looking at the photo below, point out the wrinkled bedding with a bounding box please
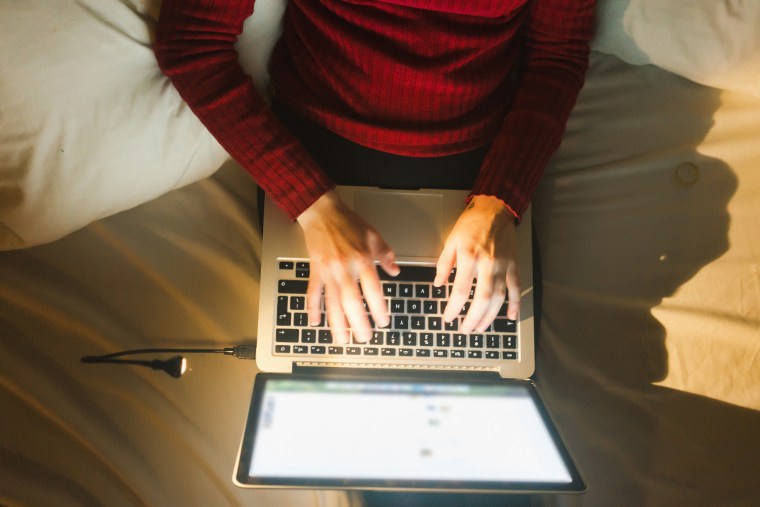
[1,32,759,507]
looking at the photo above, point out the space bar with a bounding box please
[377,265,437,282]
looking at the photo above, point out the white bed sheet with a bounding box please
[533,53,760,506]
[0,162,360,506]
[1,51,759,506]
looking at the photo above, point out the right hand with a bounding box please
[296,191,400,344]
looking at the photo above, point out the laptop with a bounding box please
[235,186,585,493]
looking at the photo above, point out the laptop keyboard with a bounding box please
[272,261,518,362]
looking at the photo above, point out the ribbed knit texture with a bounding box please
[155,0,595,219]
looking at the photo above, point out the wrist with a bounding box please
[469,194,518,221]
[296,190,342,226]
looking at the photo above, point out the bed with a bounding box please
[1,1,759,505]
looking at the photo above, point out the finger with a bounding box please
[323,278,350,344]
[357,259,390,329]
[306,272,325,327]
[331,264,372,343]
[505,262,521,321]
[475,278,507,333]
[434,242,456,287]
[460,260,496,333]
[369,231,399,277]
[444,255,475,323]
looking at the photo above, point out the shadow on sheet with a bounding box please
[533,53,759,506]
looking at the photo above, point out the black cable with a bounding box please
[80,344,257,378]
[81,345,257,362]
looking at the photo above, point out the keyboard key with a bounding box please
[279,261,294,270]
[328,346,343,354]
[318,330,333,343]
[383,284,397,297]
[293,345,308,354]
[399,348,413,357]
[278,279,308,294]
[274,345,290,354]
[433,349,448,358]
[387,332,401,345]
[277,295,288,314]
[486,335,500,349]
[451,350,465,358]
[420,333,434,346]
[399,284,413,297]
[301,329,317,343]
[310,346,326,354]
[468,350,483,359]
[346,347,361,355]
[370,332,384,345]
[390,300,405,313]
[402,332,417,346]
[293,313,308,327]
[381,348,397,356]
[411,316,425,329]
[436,333,450,347]
[432,285,446,298]
[469,334,484,348]
[503,351,518,360]
[275,329,299,343]
[276,312,292,326]
[415,284,430,298]
[427,316,442,330]
[363,347,379,356]
[378,265,436,282]
[407,300,422,313]
[486,351,500,359]
[453,334,467,348]
[444,319,458,331]
[493,319,517,333]
[394,316,409,329]
[289,296,305,311]
[415,349,431,357]
[503,335,517,349]
[423,301,438,314]
[295,261,309,270]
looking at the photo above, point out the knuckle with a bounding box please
[452,286,470,299]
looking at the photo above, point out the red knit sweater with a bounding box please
[155,0,595,219]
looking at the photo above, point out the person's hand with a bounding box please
[297,191,400,344]
[433,194,521,332]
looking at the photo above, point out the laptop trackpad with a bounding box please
[354,191,444,258]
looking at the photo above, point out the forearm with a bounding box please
[472,0,596,219]
[154,0,334,219]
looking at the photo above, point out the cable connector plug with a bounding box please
[224,345,257,360]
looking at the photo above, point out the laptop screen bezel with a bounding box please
[233,369,586,493]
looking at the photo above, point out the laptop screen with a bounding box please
[234,371,585,493]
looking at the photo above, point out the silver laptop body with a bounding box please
[255,186,535,379]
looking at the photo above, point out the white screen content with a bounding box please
[249,379,572,483]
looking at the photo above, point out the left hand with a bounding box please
[433,194,521,332]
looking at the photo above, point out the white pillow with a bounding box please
[593,0,760,97]
[0,0,285,250]
[0,0,230,249]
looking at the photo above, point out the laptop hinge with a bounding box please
[292,362,503,381]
